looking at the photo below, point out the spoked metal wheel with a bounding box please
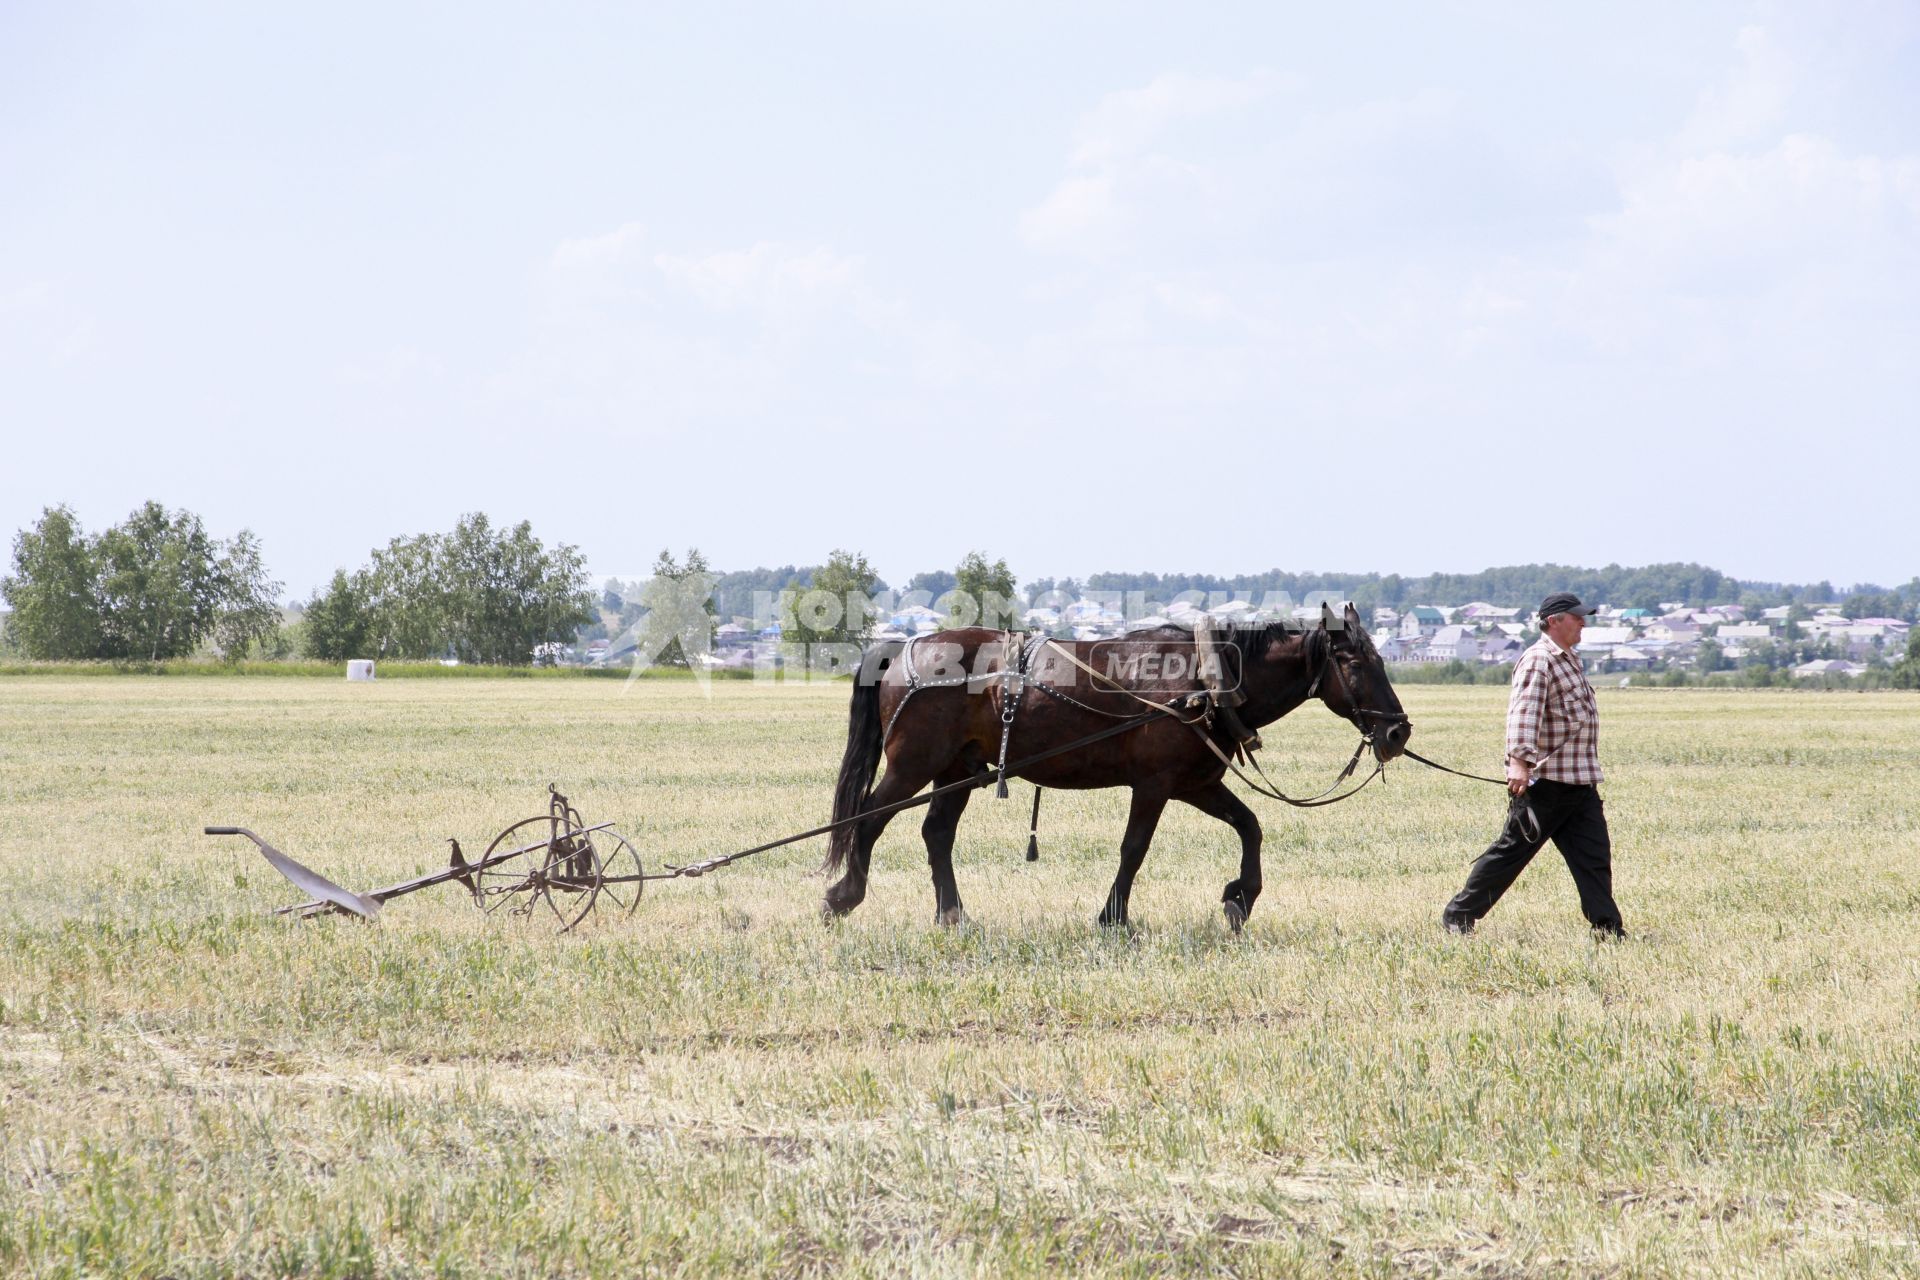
[593,828,645,917]
[473,815,604,932]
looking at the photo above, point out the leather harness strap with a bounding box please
[1034,635,1386,809]
[879,628,1389,811]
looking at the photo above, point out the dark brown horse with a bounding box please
[821,603,1410,929]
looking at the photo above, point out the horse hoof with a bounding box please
[1222,901,1246,934]
[936,906,970,928]
[819,900,847,924]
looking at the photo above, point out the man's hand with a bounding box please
[1506,757,1531,796]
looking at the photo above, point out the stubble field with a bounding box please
[1,675,1917,1278]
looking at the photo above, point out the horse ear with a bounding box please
[1320,601,1340,632]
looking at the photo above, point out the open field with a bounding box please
[2,677,1918,1277]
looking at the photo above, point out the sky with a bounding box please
[4,1,1917,598]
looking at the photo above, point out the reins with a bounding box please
[868,626,1509,845]
[1206,733,1384,808]
[1395,748,1549,848]
[667,712,1168,880]
[650,625,1538,886]
[1397,748,1507,787]
[1034,634,1389,809]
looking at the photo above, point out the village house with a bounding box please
[1598,644,1652,674]
[1793,658,1865,679]
[1479,634,1524,664]
[1421,625,1480,663]
[1399,606,1448,640]
[1632,636,1681,663]
[1643,621,1701,646]
[1834,624,1905,659]
[1712,623,1772,645]
[874,591,1913,670]
[1371,631,1409,662]
[1575,626,1636,664]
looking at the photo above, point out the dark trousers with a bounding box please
[1445,779,1623,933]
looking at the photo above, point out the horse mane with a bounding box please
[1128,616,1319,647]
[1232,609,1376,663]
[1224,617,1319,657]
[1125,611,1364,676]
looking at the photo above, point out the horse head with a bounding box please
[1314,603,1410,762]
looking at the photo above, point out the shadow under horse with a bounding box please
[821,603,1411,930]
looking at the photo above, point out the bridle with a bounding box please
[1304,628,1411,745]
[1306,630,1511,791]
[890,623,1493,816]
[1185,624,1412,809]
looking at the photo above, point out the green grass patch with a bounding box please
[2,681,1918,1276]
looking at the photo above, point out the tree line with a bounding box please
[7,504,1917,667]
[3,504,592,665]
[1081,563,1920,621]
[593,549,1016,662]
[289,514,592,662]
[0,503,282,661]
[1402,628,1920,690]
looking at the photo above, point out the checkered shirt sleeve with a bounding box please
[1505,638,1604,785]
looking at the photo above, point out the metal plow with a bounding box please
[207,784,645,933]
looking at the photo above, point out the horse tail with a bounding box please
[824,657,886,875]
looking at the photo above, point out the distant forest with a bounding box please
[1079,564,1920,619]
[691,562,1920,624]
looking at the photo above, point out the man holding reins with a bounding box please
[1442,593,1626,938]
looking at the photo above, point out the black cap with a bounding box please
[1538,592,1596,622]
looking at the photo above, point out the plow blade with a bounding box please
[205,826,383,920]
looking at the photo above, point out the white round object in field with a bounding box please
[346,659,376,682]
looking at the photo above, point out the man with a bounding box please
[1442,592,1626,938]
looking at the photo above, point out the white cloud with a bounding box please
[1005,26,1919,475]
[1068,71,1280,168]
[654,242,867,317]
[1490,28,1920,367]
[488,225,929,433]
[1679,25,1793,152]
[1019,71,1283,258]
[550,220,650,271]
[540,225,902,330]
[1017,173,1122,256]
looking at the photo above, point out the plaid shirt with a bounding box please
[1506,635,1603,784]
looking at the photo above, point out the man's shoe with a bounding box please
[1441,912,1474,936]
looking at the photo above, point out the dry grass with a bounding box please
[2,676,1918,1277]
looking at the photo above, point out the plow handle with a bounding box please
[205,826,243,836]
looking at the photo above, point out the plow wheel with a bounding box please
[473,815,605,932]
[593,828,645,917]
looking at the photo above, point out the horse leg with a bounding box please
[1097,790,1168,928]
[922,765,977,926]
[1178,781,1264,934]
[822,760,938,919]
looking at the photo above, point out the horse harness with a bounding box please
[883,631,1145,797]
[866,626,1508,866]
[881,627,1400,813]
